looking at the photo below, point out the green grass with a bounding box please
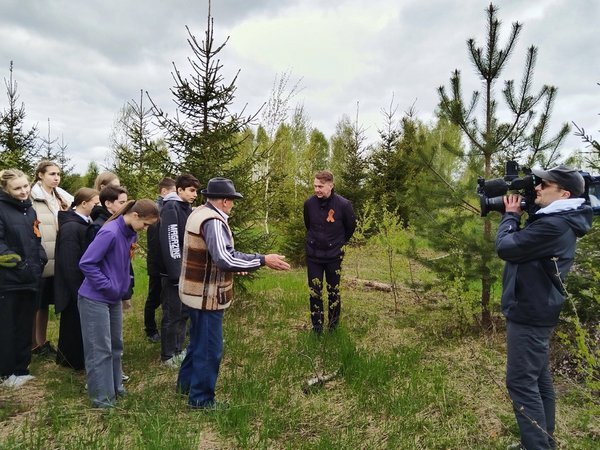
[0,253,597,449]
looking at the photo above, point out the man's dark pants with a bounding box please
[160,279,189,361]
[307,258,342,332]
[506,320,556,450]
[177,309,224,407]
[144,274,162,337]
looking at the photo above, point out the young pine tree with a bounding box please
[437,3,570,329]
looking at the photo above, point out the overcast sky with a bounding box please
[1,0,598,173]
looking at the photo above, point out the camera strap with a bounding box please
[540,257,567,296]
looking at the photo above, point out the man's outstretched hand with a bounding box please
[264,254,291,271]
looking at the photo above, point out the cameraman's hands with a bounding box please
[264,254,291,271]
[504,194,523,215]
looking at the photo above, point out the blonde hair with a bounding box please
[0,168,28,192]
[94,171,119,191]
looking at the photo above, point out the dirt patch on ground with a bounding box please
[0,377,47,442]
[197,427,227,450]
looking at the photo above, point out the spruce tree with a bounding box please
[149,0,260,188]
[367,98,428,224]
[330,109,369,210]
[148,0,266,254]
[0,61,38,173]
[55,133,81,193]
[111,91,171,199]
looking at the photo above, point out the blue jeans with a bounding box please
[78,295,124,408]
[506,321,556,450]
[177,309,223,407]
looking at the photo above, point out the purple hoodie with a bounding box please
[78,215,136,304]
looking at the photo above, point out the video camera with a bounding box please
[477,160,600,217]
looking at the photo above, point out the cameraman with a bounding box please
[496,165,592,450]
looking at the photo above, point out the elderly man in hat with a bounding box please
[496,165,592,450]
[176,177,290,410]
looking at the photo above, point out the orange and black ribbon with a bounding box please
[33,219,42,238]
[326,209,335,223]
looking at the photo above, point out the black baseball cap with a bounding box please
[531,165,585,197]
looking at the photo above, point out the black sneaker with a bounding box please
[32,341,57,357]
[188,400,229,411]
[146,333,160,343]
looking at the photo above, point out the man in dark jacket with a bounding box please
[159,174,199,366]
[496,165,593,450]
[304,170,356,333]
[144,177,176,342]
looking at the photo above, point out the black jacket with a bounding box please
[304,191,356,262]
[54,210,93,313]
[496,204,593,327]
[146,196,164,277]
[0,190,47,292]
[89,205,110,239]
[158,193,192,284]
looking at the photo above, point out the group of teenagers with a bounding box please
[0,162,159,406]
[0,163,356,411]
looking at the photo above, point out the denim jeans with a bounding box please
[0,291,35,377]
[177,309,224,407]
[160,279,189,360]
[506,320,556,450]
[78,295,124,408]
[307,259,342,331]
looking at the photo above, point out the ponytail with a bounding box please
[72,187,100,208]
[54,187,70,211]
[106,199,159,224]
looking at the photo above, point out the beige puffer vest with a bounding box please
[30,182,73,278]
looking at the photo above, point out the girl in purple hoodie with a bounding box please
[78,199,158,408]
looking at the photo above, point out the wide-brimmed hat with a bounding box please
[531,165,585,197]
[201,177,244,199]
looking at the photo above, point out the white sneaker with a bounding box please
[1,375,17,387]
[162,351,186,368]
[161,356,177,368]
[2,374,35,388]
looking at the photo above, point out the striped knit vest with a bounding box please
[178,205,234,310]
